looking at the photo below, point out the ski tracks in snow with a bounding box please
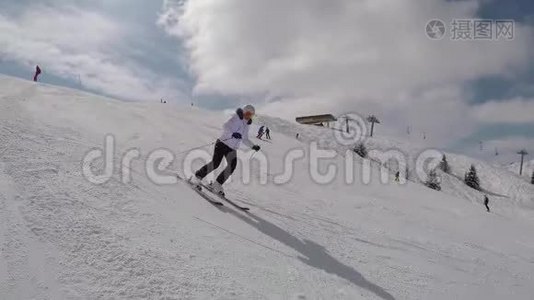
[0,95,264,298]
[0,162,64,299]
[0,98,190,298]
[2,79,534,299]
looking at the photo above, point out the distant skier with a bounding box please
[190,105,260,196]
[296,133,300,139]
[257,125,265,139]
[265,127,271,139]
[394,171,400,182]
[484,195,490,212]
[33,65,41,82]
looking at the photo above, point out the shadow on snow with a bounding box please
[227,209,395,300]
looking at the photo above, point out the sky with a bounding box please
[0,0,533,164]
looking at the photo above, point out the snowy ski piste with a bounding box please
[1,74,533,299]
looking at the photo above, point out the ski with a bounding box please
[199,183,250,211]
[176,174,224,206]
[221,197,251,212]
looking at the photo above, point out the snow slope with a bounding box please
[506,159,534,181]
[1,74,534,299]
[256,114,534,217]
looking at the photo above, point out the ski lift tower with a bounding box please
[366,115,380,137]
[339,116,356,133]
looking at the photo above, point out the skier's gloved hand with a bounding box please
[252,145,260,152]
[232,132,242,139]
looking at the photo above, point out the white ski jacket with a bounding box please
[219,109,255,150]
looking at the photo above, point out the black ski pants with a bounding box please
[195,140,237,185]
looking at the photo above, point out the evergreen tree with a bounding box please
[531,170,534,185]
[439,154,450,174]
[353,143,368,158]
[464,164,481,190]
[425,169,441,191]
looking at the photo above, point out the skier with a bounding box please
[394,171,400,182]
[265,127,271,139]
[257,126,265,139]
[484,195,490,212]
[190,105,260,195]
[33,65,41,82]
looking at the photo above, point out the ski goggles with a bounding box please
[244,110,255,119]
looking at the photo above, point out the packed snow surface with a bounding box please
[1,75,533,299]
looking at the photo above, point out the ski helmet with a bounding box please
[243,104,255,115]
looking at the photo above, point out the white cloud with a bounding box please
[159,0,534,147]
[0,5,185,101]
[473,98,534,124]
